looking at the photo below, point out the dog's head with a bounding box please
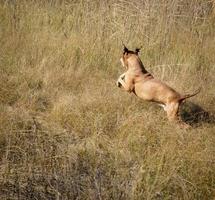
[120,45,141,69]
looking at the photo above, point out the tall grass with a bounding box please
[0,0,215,199]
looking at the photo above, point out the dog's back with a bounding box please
[134,77,181,104]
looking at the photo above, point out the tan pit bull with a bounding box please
[117,46,200,123]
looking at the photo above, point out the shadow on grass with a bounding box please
[180,101,215,127]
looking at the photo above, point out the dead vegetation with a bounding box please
[0,0,215,199]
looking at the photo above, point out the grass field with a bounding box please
[0,0,215,199]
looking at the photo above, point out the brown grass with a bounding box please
[0,0,215,199]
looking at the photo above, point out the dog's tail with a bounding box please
[179,88,201,102]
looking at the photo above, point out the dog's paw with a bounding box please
[116,81,122,88]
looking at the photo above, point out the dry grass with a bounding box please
[0,0,215,199]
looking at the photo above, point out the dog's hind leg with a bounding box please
[166,102,191,128]
[166,102,180,122]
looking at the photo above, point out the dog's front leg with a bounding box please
[117,74,134,93]
[116,73,126,88]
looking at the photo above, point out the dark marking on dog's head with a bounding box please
[120,45,142,69]
[122,45,142,55]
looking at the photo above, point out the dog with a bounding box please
[116,45,200,123]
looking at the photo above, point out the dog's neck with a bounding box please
[127,56,148,74]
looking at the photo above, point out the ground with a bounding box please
[0,1,215,199]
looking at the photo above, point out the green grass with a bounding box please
[0,0,215,199]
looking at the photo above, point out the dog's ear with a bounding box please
[123,44,129,54]
[135,47,141,54]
